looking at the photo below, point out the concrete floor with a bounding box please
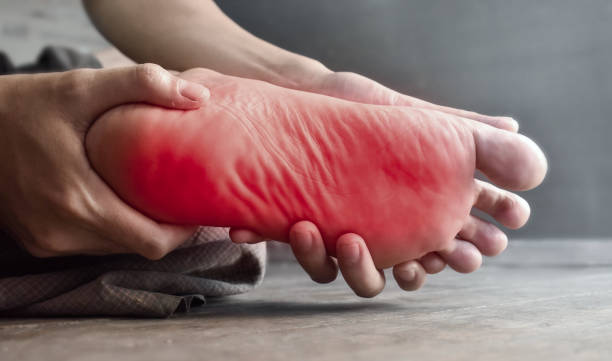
[2,240,612,361]
[0,0,108,63]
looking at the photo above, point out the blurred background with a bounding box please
[1,0,611,240]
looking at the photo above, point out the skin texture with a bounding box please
[0,1,541,300]
[91,49,518,296]
[84,0,528,293]
[86,68,547,269]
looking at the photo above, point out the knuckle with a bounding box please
[496,192,517,215]
[55,68,95,102]
[133,63,168,90]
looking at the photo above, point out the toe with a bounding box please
[473,180,531,229]
[473,123,548,191]
[289,221,338,283]
[393,261,427,291]
[440,108,519,132]
[437,239,483,273]
[336,234,386,298]
[458,216,508,257]
[419,253,447,274]
[401,95,519,132]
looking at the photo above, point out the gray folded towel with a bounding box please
[0,227,266,317]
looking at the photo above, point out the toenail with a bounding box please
[339,242,360,264]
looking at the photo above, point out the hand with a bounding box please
[0,64,209,258]
[232,222,447,297]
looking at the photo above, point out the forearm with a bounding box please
[83,0,330,88]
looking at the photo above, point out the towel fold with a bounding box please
[0,227,266,317]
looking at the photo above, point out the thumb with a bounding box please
[70,63,210,120]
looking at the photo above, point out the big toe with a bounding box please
[473,124,548,191]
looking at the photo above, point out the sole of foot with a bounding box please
[86,68,547,268]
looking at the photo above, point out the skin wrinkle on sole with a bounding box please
[86,68,544,269]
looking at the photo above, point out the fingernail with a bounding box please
[179,79,210,101]
[339,242,360,264]
[293,231,313,253]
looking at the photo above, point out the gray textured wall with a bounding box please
[218,0,612,238]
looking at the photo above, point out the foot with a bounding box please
[86,68,546,268]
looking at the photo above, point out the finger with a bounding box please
[418,252,447,274]
[62,63,210,122]
[289,221,338,283]
[336,233,386,298]
[393,260,427,291]
[458,216,508,257]
[473,179,531,229]
[229,228,265,244]
[437,239,483,274]
[87,172,198,260]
